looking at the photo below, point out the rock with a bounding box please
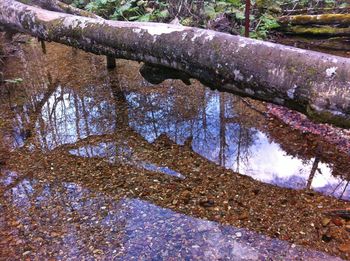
[332,217,344,227]
[321,234,332,243]
[22,251,31,256]
[322,217,331,227]
[238,211,249,220]
[338,243,350,253]
[235,232,242,238]
[181,190,191,204]
[199,199,215,208]
[345,225,350,232]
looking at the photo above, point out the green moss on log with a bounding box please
[286,26,350,36]
[279,14,350,26]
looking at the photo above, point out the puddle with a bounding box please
[1,39,350,259]
[0,171,342,260]
[15,76,349,199]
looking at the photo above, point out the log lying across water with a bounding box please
[1,0,350,127]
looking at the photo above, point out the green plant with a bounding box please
[72,0,348,40]
[5,78,23,84]
[251,13,280,39]
[84,0,170,21]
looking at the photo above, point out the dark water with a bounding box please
[0,39,349,260]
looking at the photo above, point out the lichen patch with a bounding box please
[326,67,338,78]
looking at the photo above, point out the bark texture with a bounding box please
[1,0,350,127]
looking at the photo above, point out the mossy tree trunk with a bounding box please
[1,0,350,127]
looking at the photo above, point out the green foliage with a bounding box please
[70,0,347,40]
[278,0,346,9]
[72,0,91,9]
[5,78,23,84]
[203,0,244,20]
[84,0,170,21]
[251,14,280,39]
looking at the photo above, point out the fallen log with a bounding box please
[284,25,350,37]
[279,13,350,26]
[18,0,101,19]
[283,7,350,15]
[277,36,350,53]
[1,0,350,127]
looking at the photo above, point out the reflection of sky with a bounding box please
[125,90,350,199]
[240,132,341,189]
[39,86,116,150]
[31,83,350,199]
[0,172,341,260]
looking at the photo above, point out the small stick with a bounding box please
[245,0,251,37]
[38,38,46,54]
[106,56,116,69]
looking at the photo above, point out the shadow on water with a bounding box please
[0,38,349,259]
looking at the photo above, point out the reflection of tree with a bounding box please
[222,97,258,172]
[4,125,350,259]
[219,93,226,166]
[2,41,350,259]
[307,156,320,189]
[3,40,350,194]
[265,117,350,185]
[109,73,129,131]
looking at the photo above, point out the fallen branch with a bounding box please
[1,0,350,127]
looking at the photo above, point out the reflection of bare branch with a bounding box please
[307,157,320,189]
[219,93,226,166]
[21,77,59,149]
[331,180,344,196]
[340,181,349,199]
[0,171,34,194]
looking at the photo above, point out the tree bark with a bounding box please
[1,0,350,127]
[279,13,350,26]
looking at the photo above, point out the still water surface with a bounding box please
[0,39,349,259]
